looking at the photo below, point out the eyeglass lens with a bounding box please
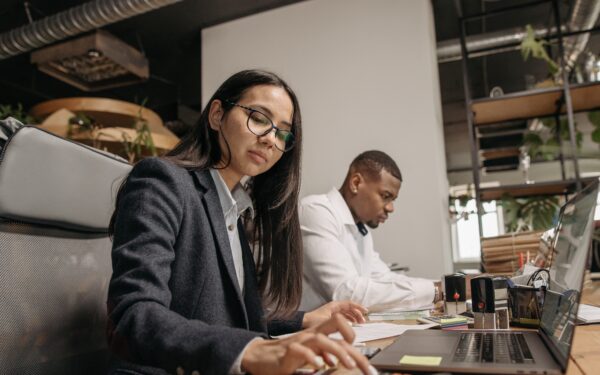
[247,111,294,151]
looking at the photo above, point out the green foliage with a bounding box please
[122,98,156,163]
[520,24,559,75]
[588,110,600,144]
[499,194,560,233]
[68,112,96,133]
[66,99,157,163]
[0,103,35,124]
[68,112,105,149]
[523,116,582,160]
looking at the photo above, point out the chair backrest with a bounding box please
[0,118,132,374]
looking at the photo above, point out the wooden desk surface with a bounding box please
[331,280,600,375]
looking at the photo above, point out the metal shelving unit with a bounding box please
[458,0,600,240]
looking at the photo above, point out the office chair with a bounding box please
[0,118,132,374]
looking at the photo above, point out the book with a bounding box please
[417,314,472,329]
[367,308,431,321]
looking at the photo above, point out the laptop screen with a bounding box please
[539,179,599,368]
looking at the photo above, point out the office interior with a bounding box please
[2,0,600,278]
[1,1,600,372]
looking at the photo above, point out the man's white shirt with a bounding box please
[299,188,435,312]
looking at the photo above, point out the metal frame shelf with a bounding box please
[458,0,600,244]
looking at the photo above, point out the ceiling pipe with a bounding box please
[562,0,600,70]
[437,0,600,67]
[0,0,183,60]
[437,26,556,63]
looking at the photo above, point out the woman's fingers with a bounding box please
[342,307,367,323]
[301,334,376,375]
[347,301,369,315]
[335,301,368,323]
[337,339,376,375]
[304,333,358,369]
[314,313,356,343]
[283,341,322,370]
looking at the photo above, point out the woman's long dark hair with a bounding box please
[110,70,303,319]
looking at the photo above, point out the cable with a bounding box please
[527,268,550,287]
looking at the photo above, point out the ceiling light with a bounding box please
[31,30,148,92]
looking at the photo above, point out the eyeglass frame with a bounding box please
[223,99,295,152]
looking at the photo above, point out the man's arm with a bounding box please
[301,202,434,312]
[367,250,436,309]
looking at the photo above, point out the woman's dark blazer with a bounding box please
[106,158,303,375]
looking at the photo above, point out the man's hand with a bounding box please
[242,314,376,375]
[303,300,368,329]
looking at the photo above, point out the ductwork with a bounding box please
[437,0,600,67]
[437,26,556,63]
[562,0,600,70]
[0,0,183,60]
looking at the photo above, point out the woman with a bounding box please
[106,70,375,375]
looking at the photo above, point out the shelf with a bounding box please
[479,178,597,201]
[480,147,520,160]
[30,99,180,161]
[29,97,172,137]
[471,81,600,126]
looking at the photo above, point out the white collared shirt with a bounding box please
[209,169,254,295]
[210,169,258,375]
[299,188,434,312]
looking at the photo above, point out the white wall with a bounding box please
[202,0,452,278]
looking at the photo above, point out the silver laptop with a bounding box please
[371,179,599,375]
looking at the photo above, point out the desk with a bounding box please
[331,280,600,375]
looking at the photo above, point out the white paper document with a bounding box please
[577,303,600,324]
[329,322,436,343]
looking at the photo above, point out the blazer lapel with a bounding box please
[238,219,267,333]
[192,169,249,328]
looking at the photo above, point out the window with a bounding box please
[451,198,503,262]
[595,190,600,221]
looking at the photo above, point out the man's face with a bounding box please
[350,170,401,228]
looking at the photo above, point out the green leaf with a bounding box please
[592,127,600,143]
[588,111,600,128]
[501,195,559,233]
[519,24,559,76]
[523,132,543,145]
[540,117,556,129]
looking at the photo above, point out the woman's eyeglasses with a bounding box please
[224,99,295,152]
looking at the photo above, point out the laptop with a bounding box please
[370,178,599,375]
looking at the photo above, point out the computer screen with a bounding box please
[540,179,599,367]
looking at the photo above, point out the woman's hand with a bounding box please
[303,300,368,328]
[241,313,376,375]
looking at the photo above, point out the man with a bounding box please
[300,150,442,312]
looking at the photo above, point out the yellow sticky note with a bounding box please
[399,355,442,366]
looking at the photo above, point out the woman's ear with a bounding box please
[208,99,224,131]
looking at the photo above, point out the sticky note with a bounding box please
[399,355,442,366]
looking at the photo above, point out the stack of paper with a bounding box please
[439,316,469,330]
[577,304,600,324]
[367,308,431,321]
[329,322,436,343]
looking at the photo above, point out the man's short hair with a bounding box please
[349,150,402,182]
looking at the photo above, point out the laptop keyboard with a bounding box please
[452,332,535,364]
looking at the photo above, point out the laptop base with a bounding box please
[370,330,562,375]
